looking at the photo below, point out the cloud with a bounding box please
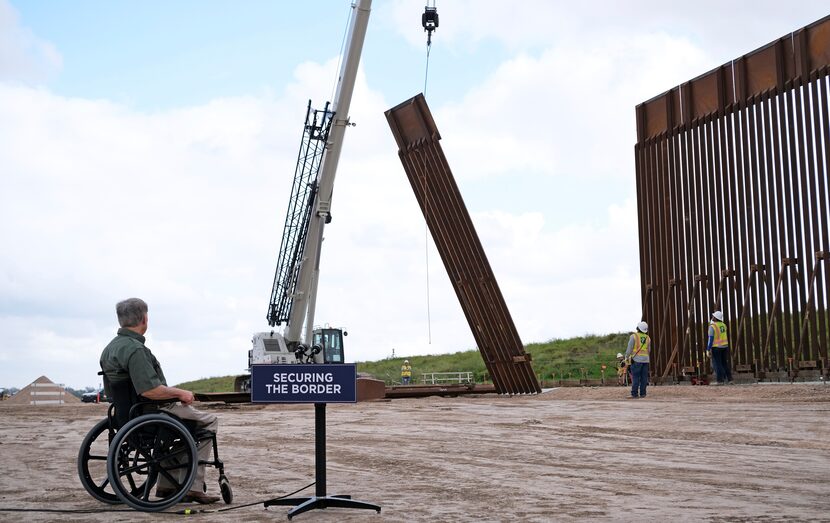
[432,32,710,184]
[460,200,641,343]
[0,0,62,83]
[5,0,763,388]
[0,64,640,388]
[385,0,829,61]
[0,81,302,386]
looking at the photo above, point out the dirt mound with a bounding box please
[4,375,80,406]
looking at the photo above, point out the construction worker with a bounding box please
[624,321,651,398]
[400,359,412,385]
[707,310,733,385]
[616,353,628,386]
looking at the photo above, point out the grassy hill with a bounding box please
[177,375,237,393]
[176,332,631,392]
[357,332,629,385]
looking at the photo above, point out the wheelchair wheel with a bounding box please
[107,414,198,512]
[220,475,233,504]
[78,418,152,504]
[78,418,122,504]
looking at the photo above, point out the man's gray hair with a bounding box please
[116,298,148,328]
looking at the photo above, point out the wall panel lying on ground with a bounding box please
[385,94,541,394]
[635,14,830,380]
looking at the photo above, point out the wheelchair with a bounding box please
[77,376,233,512]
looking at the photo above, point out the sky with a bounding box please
[1,0,828,389]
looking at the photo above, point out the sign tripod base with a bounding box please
[263,403,381,520]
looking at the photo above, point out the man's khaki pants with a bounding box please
[156,402,219,492]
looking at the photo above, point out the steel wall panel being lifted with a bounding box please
[385,94,541,395]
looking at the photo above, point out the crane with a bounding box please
[235,0,372,392]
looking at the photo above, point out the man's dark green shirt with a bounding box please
[100,328,167,395]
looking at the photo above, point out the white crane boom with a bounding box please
[285,0,372,360]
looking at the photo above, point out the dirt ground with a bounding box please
[1,383,830,522]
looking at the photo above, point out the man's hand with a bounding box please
[143,384,196,404]
[178,389,195,405]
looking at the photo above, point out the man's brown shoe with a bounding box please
[156,488,175,498]
[182,490,220,504]
[156,489,219,504]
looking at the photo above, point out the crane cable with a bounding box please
[422,2,438,345]
[329,2,354,106]
[423,31,432,343]
[423,29,432,95]
[423,1,437,94]
[424,160,432,345]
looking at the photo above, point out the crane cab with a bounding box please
[313,327,347,364]
[247,327,347,367]
[235,326,348,392]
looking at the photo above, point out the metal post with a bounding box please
[315,403,326,498]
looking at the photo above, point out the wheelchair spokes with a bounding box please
[107,414,197,512]
[79,408,232,512]
[77,419,126,504]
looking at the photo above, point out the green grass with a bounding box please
[174,332,634,392]
[356,350,491,385]
[356,332,631,385]
[525,332,631,382]
[176,375,236,393]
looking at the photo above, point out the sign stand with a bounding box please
[263,403,381,519]
[254,364,380,519]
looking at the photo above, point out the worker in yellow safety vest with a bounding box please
[624,321,650,398]
[401,360,412,385]
[707,311,733,385]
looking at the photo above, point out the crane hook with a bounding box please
[422,5,439,47]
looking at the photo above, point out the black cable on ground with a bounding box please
[0,508,137,514]
[176,480,316,515]
[0,480,316,516]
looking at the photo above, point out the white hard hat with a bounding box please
[404,359,409,363]
[637,321,648,333]
[616,353,623,358]
[712,311,724,321]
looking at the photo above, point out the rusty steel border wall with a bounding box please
[385,94,541,394]
[635,15,830,380]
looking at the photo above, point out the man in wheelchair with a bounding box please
[100,297,221,505]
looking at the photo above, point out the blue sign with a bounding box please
[251,364,357,403]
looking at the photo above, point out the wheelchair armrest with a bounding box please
[128,397,176,419]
